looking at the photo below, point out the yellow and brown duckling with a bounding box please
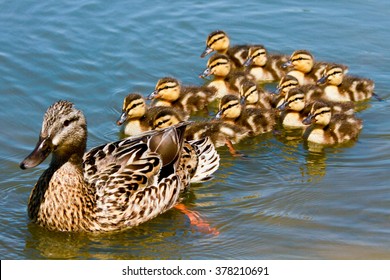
[148,77,217,114]
[276,82,355,128]
[283,50,340,85]
[216,94,276,136]
[199,53,254,99]
[20,100,220,232]
[317,63,375,102]
[302,100,362,145]
[243,45,289,83]
[151,109,250,156]
[239,79,273,110]
[200,30,249,68]
[274,74,326,108]
[277,88,310,129]
[116,93,188,136]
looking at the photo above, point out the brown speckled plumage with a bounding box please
[20,100,220,232]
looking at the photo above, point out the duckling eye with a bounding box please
[63,120,71,127]
[127,101,143,112]
[292,97,303,102]
[293,57,305,62]
[253,51,266,58]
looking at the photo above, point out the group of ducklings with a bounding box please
[20,29,375,233]
[117,30,375,155]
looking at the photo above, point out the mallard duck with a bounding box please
[282,50,340,85]
[151,109,250,156]
[317,63,374,102]
[199,53,254,99]
[216,94,275,136]
[239,79,273,110]
[20,100,220,232]
[148,77,217,114]
[200,30,249,68]
[116,93,188,136]
[302,100,362,145]
[243,45,289,83]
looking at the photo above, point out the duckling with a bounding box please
[151,109,250,156]
[302,101,362,145]
[199,53,254,99]
[274,74,324,108]
[148,77,217,114]
[283,50,340,85]
[243,45,289,83]
[239,79,273,110]
[116,93,187,136]
[317,63,374,102]
[277,88,310,128]
[200,30,249,68]
[19,100,220,232]
[216,94,275,136]
[276,82,355,127]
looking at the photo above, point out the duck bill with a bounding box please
[317,75,327,85]
[147,90,158,100]
[243,57,253,67]
[273,87,281,94]
[240,96,247,106]
[200,46,213,58]
[302,113,314,125]
[214,110,223,119]
[116,111,128,126]
[282,60,293,69]
[277,100,288,111]
[20,136,52,169]
[199,67,211,79]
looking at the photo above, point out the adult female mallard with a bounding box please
[20,100,219,232]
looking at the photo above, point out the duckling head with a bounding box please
[201,30,230,58]
[240,80,260,105]
[283,50,314,73]
[317,63,347,86]
[275,75,299,95]
[20,100,87,169]
[199,54,231,78]
[277,88,306,112]
[148,77,181,102]
[243,45,267,67]
[302,101,332,126]
[117,93,147,125]
[152,109,182,130]
[216,94,242,120]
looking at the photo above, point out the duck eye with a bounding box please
[63,120,70,127]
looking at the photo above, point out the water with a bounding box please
[1,0,390,259]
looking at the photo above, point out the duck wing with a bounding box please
[82,123,188,230]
